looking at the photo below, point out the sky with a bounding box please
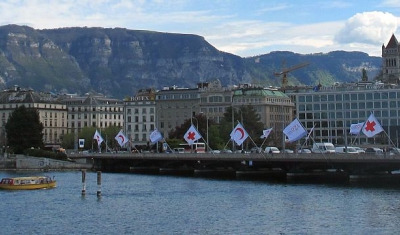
[1,0,400,58]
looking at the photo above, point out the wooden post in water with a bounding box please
[81,169,86,195]
[97,171,102,197]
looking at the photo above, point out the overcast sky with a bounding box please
[1,0,399,57]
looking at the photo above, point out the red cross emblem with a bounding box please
[365,120,376,132]
[187,131,196,140]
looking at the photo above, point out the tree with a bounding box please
[5,105,44,153]
[167,114,224,150]
[62,126,121,152]
[221,105,264,149]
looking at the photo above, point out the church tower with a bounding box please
[382,34,400,84]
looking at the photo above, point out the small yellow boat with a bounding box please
[0,176,56,190]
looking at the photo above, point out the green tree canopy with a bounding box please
[168,105,265,151]
[221,105,265,149]
[62,126,122,152]
[167,114,223,150]
[5,105,44,153]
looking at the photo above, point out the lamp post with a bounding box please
[192,116,199,130]
[342,95,348,150]
[156,107,160,153]
[201,112,209,151]
[97,108,103,153]
[190,104,197,126]
[281,104,285,152]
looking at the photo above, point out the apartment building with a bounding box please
[60,93,124,149]
[155,85,201,138]
[0,86,67,146]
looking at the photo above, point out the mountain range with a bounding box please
[0,24,382,98]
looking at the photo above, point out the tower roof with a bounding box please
[386,34,398,48]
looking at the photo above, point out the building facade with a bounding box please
[124,88,156,146]
[60,94,124,149]
[156,86,201,138]
[288,83,400,147]
[0,87,67,147]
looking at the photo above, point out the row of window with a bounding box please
[126,108,155,114]
[69,107,123,112]
[126,116,155,122]
[71,121,122,128]
[298,92,398,102]
[299,100,399,111]
[70,114,122,119]
[126,124,155,132]
[157,93,199,100]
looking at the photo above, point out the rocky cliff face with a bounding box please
[0,25,382,98]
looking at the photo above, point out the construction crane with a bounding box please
[274,61,310,88]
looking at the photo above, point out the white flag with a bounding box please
[230,123,249,145]
[184,125,202,145]
[349,122,364,135]
[362,113,384,137]
[261,128,273,139]
[150,129,163,143]
[93,130,104,146]
[115,130,128,147]
[283,119,307,143]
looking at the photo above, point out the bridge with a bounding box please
[69,152,400,181]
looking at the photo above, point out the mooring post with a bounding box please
[81,169,86,196]
[97,171,102,197]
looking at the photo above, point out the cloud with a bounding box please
[205,20,343,57]
[334,11,400,45]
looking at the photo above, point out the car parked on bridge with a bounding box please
[335,146,359,154]
[250,147,262,153]
[264,147,280,154]
[353,147,365,153]
[365,147,383,155]
[298,148,312,153]
[388,147,400,154]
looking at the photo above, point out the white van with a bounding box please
[335,146,359,154]
[264,147,280,154]
[312,143,335,153]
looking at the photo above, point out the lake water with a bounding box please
[1,171,400,235]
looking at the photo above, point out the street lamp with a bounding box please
[281,104,285,152]
[191,116,199,130]
[190,104,197,126]
[201,112,209,151]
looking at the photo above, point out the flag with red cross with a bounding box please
[184,125,202,145]
[362,113,383,138]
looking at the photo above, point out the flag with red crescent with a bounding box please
[93,130,104,146]
[230,123,249,145]
[115,130,129,147]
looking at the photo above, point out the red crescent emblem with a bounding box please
[235,127,245,140]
